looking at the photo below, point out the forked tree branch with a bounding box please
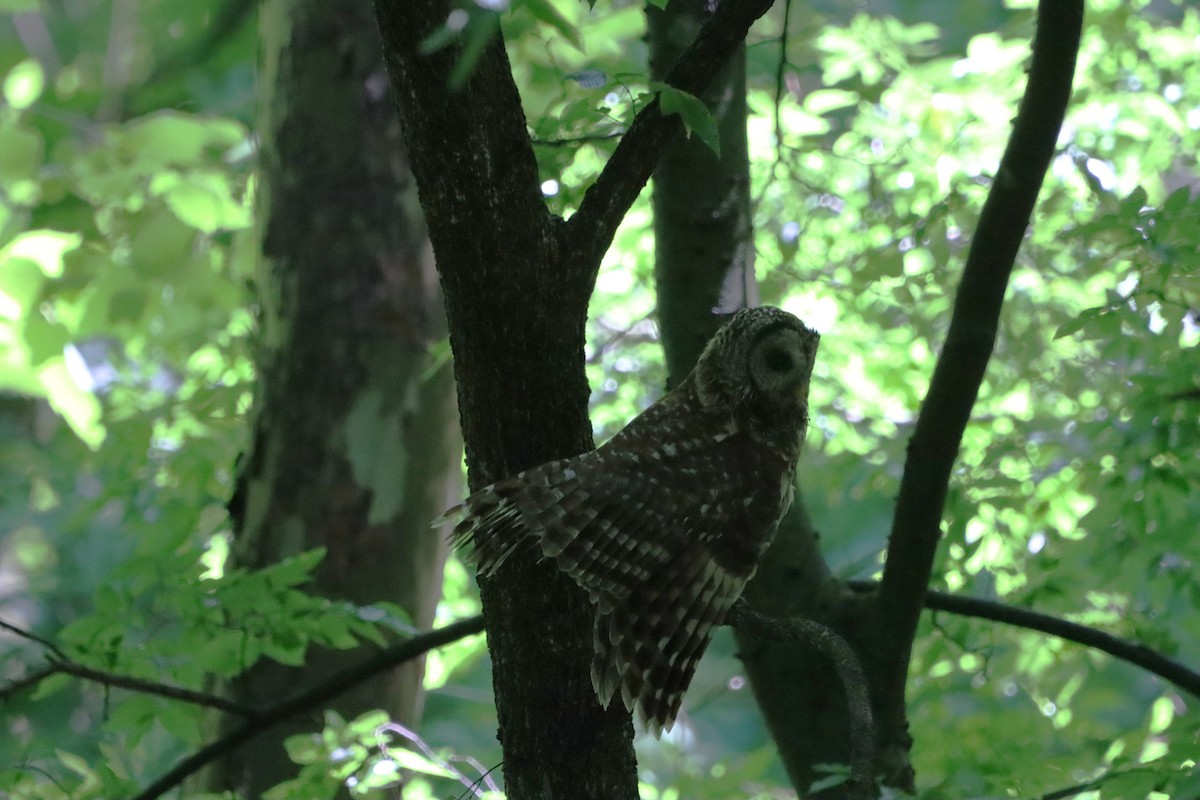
[875,0,1084,690]
[565,0,777,278]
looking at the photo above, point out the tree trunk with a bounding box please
[372,4,640,799]
[216,0,460,793]
[372,0,779,793]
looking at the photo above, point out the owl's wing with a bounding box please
[442,457,595,576]
[443,451,750,738]
[443,394,772,737]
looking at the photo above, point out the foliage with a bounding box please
[1,0,1197,799]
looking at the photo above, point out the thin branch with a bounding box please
[925,589,1200,698]
[565,0,778,273]
[772,0,793,158]
[876,0,1083,664]
[0,664,58,701]
[849,582,1200,698]
[1,618,68,659]
[0,618,254,715]
[531,132,623,147]
[54,659,256,716]
[727,603,877,800]
[131,614,485,800]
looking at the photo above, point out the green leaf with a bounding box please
[263,548,326,588]
[284,733,324,765]
[3,59,44,109]
[0,124,43,190]
[1,229,82,278]
[389,748,456,778]
[448,12,501,91]
[345,710,390,737]
[653,84,720,155]
[38,357,105,449]
[30,672,72,700]
[1119,185,1149,217]
[0,257,45,322]
[120,112,246,170]
[22,314,68,366]
[57,749,101,793]
[803,88,859,115]
[518,0,583,52]
[150,170,251,233]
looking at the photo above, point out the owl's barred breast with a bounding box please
[443,306,818,736]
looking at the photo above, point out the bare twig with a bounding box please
[0,664,59,701]
[1,618,68,659]
[727,603,877,800]
[926,588,1199,697]
[56,659,256,716]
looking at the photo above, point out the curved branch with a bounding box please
[727,604,877,800]
[565,0,778,274]
[876,0,1083,668]
[923,589,1200,698]
[130,614,485,800]
[849,582,1200,698]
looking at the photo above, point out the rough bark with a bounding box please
[372,0,778,795]
[217,0,460,793]
[373,5,637,798]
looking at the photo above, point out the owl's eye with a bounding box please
[762,347,794,372]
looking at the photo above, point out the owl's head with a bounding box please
[693,307,819,427]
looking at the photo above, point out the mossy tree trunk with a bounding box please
[216,0,461,793]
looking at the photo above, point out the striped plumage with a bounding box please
[445,306,819,736]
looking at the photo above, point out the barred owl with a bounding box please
[443,306,819,737]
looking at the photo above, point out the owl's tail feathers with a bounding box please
[591,551,743,739]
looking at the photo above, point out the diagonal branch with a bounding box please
[565,0,777,275]
[875,0,1083,675]
[130,614,485,800]
[1,618,67,659]
[1,618,253,714]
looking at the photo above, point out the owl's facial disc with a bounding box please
[748,327,814,408]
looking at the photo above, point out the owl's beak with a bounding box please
[794,380,811,404]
